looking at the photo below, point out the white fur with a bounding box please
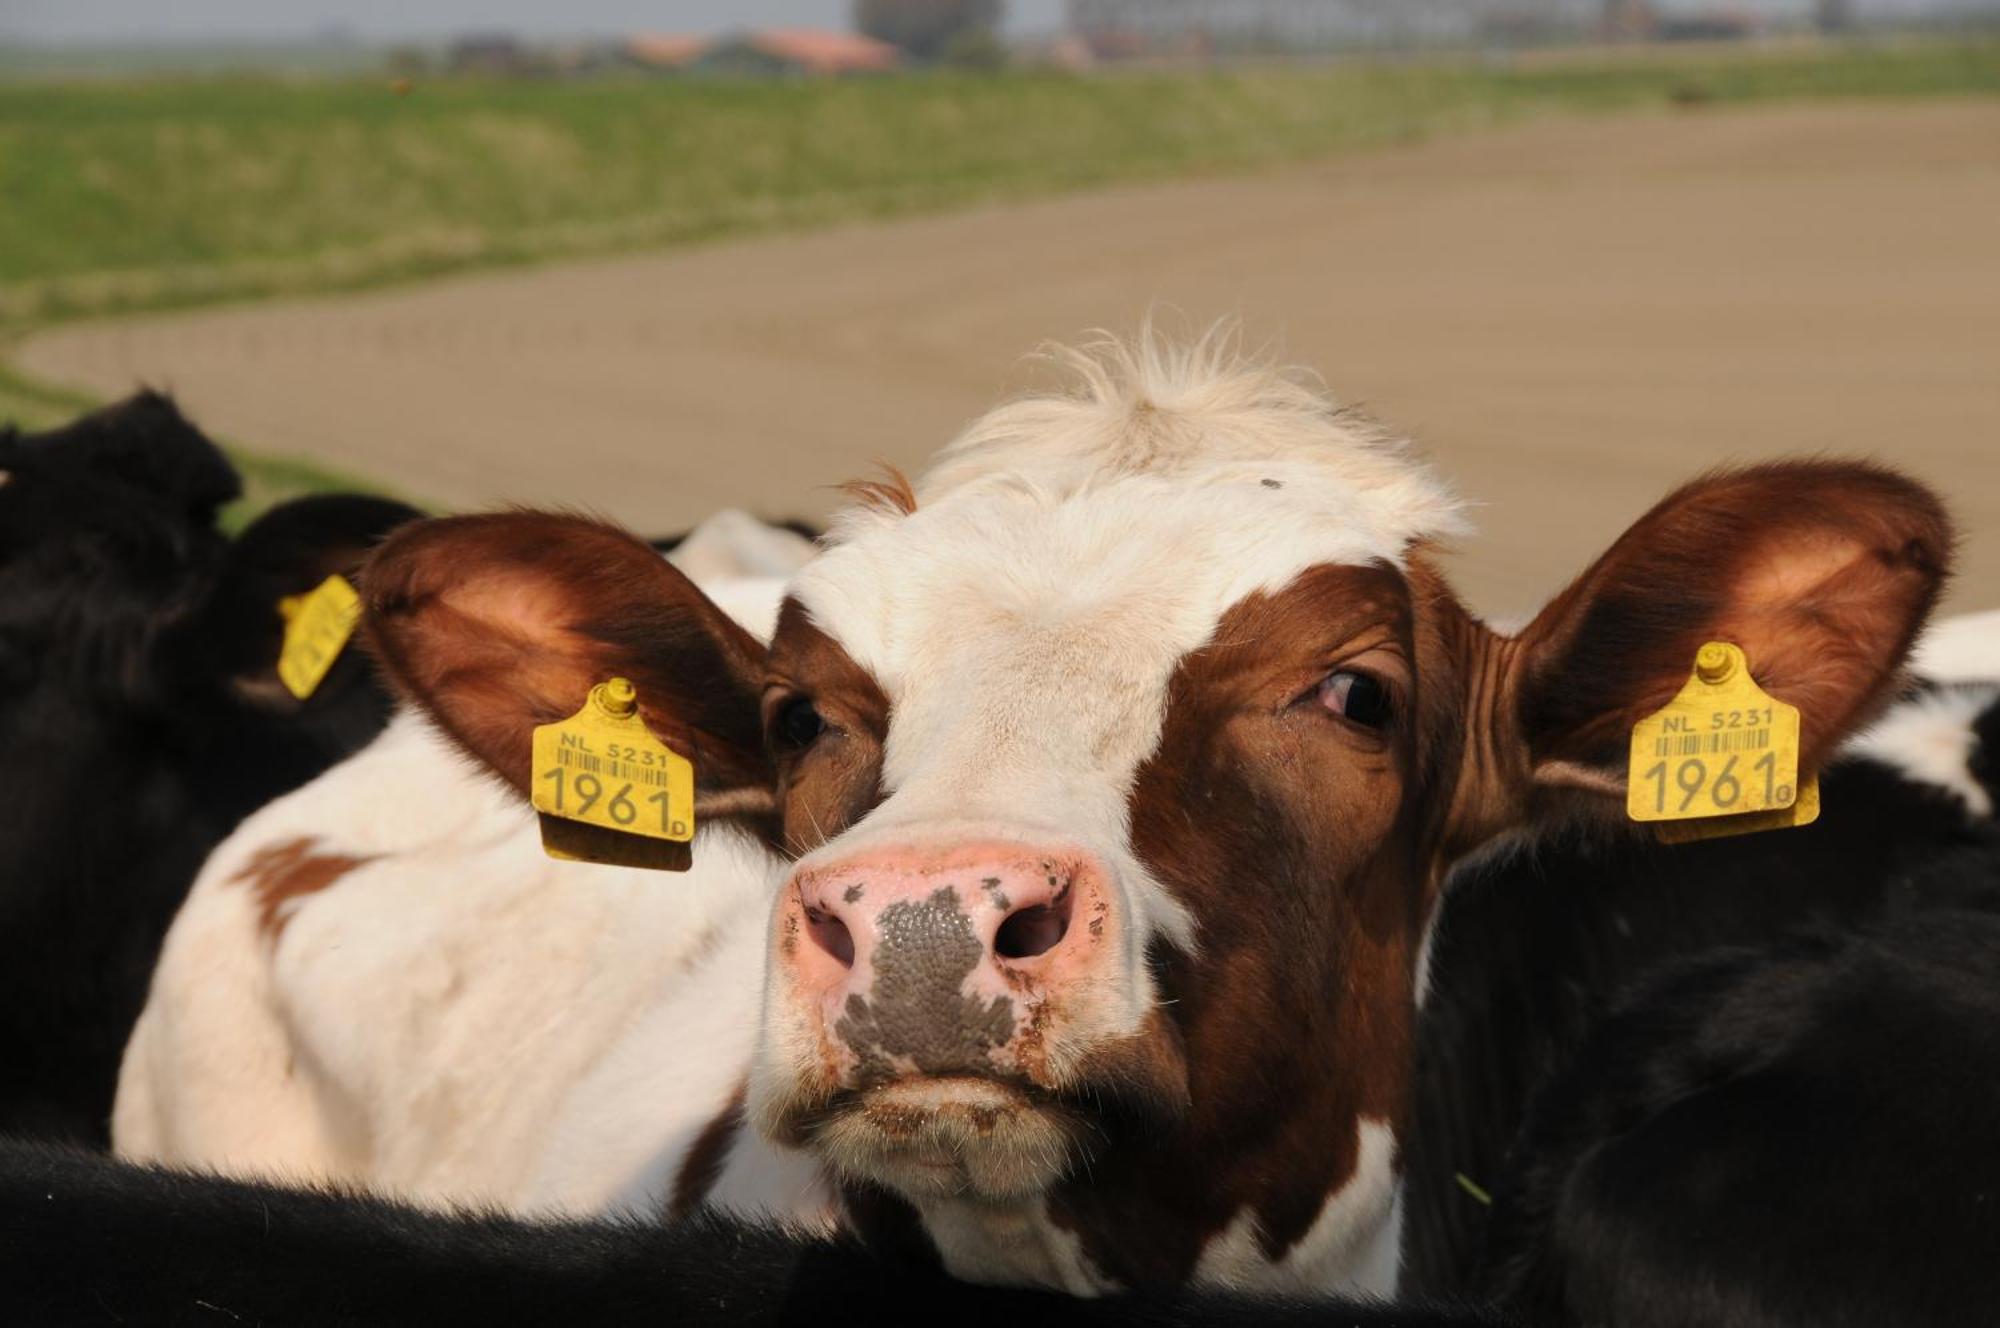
[119,339,1467,1293]
[1190,1119,1403,1295]
[1848,682,1999,819]
[1912,608,2000,684]
[665,509,816,584]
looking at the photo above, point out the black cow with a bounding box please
[1483,847,2000,1328]
[0,1140,1505,1328]
[0,392,418,1145]
[1405,679,2000,1301]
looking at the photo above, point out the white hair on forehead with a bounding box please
[826,323,1470,552]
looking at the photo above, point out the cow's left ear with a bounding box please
[360,512,776,814]
[1505,461,1950,803]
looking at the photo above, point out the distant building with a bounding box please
[1064,0,1900,54]
[622,33,710,71]
[1067,0,1604,56]
[697,28,902,76]
[447,32,536,75]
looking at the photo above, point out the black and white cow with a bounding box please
[1404,676,2000,1295]
[0,392,419,1145]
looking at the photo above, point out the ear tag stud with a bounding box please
[1626,641,1819,844]
[277,574,362,701]
[531,677,696,872]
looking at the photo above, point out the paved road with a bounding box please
[18,101,1999,619]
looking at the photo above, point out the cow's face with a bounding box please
[365,339,1947,1291]
[748,454,1461,1215]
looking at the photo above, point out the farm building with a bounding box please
[702,29,902,76]
[1068,0,1895,54]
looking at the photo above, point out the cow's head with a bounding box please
[362,337,1948,1293]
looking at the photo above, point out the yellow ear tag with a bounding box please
[277,574,362,701]
[1627,641,1821,844]
[530,678,696,872]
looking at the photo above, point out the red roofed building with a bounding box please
[703,27,902,76]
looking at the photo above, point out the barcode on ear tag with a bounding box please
[530,677,696,871]
[1627,641,1820,842]
[277,574,362,701]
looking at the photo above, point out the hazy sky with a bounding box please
[0,0,1070,43]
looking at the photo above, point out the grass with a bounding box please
[0,361,396,533]
[1,37,1996,521]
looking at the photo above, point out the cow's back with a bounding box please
[116,712,789,1210]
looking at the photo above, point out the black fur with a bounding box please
[1404,683,2000,1294]
[1481,849,2000,1327]
[0,1139,1505,1328]
[0,394,420,1146]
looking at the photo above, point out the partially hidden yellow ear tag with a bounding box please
[1627,641,1820,844]
[530,678,696,871]
[277,574,362,701]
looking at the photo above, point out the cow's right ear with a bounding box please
[360,512,775,816]
[1499,461,1950,817]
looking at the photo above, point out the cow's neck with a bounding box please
[836,903,1422,1293]
[842,1117,1408,1296]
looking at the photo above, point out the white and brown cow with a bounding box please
[117,335,1949,1297]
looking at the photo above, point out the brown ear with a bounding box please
[360,512,773,806]
[1512,461,1950,791]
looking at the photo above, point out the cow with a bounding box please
[0,391,419,1146]
[1404,672,2000,1294]
[1481,841,2000,1328]
[0,1138,1502,1328]
[116,333,1951,1299]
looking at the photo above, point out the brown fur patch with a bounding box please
[764,600,891,856]
[668,1083,747,1222]
[1031,564,1431,1288]
[836,464,918,519]
[231,836,377,942]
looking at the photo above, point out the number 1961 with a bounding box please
[1641,751,1792,815]
[540,768,675,833]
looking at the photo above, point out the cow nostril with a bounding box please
[804,906,855,968]
[995,902,1069,961]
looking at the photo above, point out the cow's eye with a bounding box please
[1319,670,1392,729]
[774,697,825,749]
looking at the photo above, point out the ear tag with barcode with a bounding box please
[530,677,696,871]
[277,574,362,700]
[1627,641,1820,843]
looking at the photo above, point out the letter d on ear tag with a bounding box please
[530,678,695,872]
[1627,641,1820,844]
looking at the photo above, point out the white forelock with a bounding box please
[827,327,1467,554]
